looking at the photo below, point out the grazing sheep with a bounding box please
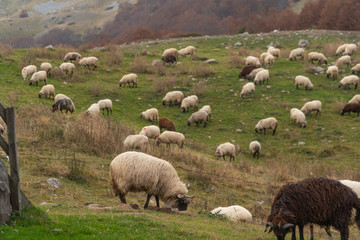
[249,141,261,158]
[295,75,313,90]
[199,105,211,120]
[158,118,176,132]
[54,94,75,112]
[109,151,191,210]
[239,65,258,78]
[335,44,349,56]
[260,52,271,65]
[123,135,149,152]
[211,205,252,222]
[289,48,305,61]
[97,99,112,115]
[64,52,82,62]
[265,177,360,240]
[59,62,75,76]
[348,94,360,104]
[140,108,159,123]
[351,63,360,74]
[119,73,138,88]
[336,55,351,69]
[85,103,100,116]
[38,84,55,99]
[79,57,98,70]
[52,98,74,114]
[215,142,236,161]
[139,125,161,140]
[40,62,52,75]
[248,68,264,80]
[162,91,184,106]
[343,43,357,56]
[161,48,178,64]
[245,56,261,67]
[267,47,280,59]
[178,46,196,56]
[254,69,269,85]
[187,110,209,127]
[155,131,185,149]
[22,65,37,81]
[162,55,177,65]
[341,103,360,116]
[308,52,327,65]
[181,95,198,112]
[29,71,47,86]
[255,117,277,135]
[290,108,307,128]
[264,54,274,68]
[338,75,359,90]
[326,65,339,80]
[240,82,255,98]
[301,100,322,116]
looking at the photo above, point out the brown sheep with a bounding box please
[159,117,176,132]
[238,65,257,78]
[341,103,360,116]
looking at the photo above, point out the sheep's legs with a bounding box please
[119,193,126,204]
[299,225,304,240]
[325,227,333,240]
[308,224,314,240]
[340,227,349,240]
[155,195,160,207]
[144,194,152,208]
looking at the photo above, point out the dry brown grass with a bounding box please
[54,44,77,60]
[18,51,38,68]
[177,63,191,75]
[151,64,166,76]
[0,43,13,57]
[87,81,104,97]
[191,65,214,78]
[333,98,346,113]
[28,48,54,60]
[237,47,263,58]
[104,45,123,66]
[323,42,343,57]
[152,77,177,94]
[192,80,208,96]
[228,55,244,68]
[128,55,150,74]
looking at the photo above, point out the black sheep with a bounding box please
[341,103,360,116]
[161,55,177,65]
[238,64,257,78]
[52,99,74,114]
[265,177,360,240]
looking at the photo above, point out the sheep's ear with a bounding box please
[282,223,294,230]
[177,194,184,199]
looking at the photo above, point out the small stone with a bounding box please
[298,39,309,48]
[47,178,62,188]
[298,141,306,145]
[235,129,243,133]
[234,42,242,47]
[205,59,216,64]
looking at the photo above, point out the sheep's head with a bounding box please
[338,82,342,88]
[140,112,144,119]
[215,149,222,160]
[155,138,160,146]
[341,110,344,116]
[51,103,57,112]
[181,107,186,113]
[264,222,294,240]
[38,93,42,98]
[173,194,193,211]
[186,119,191,126]
[162,100,166,105]
[301,121,307,128]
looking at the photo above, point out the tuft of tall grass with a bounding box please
[128,56,149,74]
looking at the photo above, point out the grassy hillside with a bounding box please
[0,29,360,239]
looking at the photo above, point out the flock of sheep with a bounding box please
[17,40,360,240]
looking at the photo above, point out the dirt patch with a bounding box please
[85,203,139,211]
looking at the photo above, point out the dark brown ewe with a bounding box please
[159,117,176,132]
[341,103,360,116]
[265,177,360,240]
[239,64,257,78]
[161,55,177,65]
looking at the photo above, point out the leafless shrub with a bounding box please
[128,56,149,74]
[153,77,177,94]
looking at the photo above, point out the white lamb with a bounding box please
[123,135,149,152]
[335,44,349,56]
[40,62,52,75]
[199,105,211,120]
[140,108,159,123]
[295,75,313,90]
[22,65,37,81]
[215,142,236,161]
[264,54,274,68]
[97,99,112,115]
[155,131,185,149]
[248,68,264,80]
[38,84,55,99]
[79,57,98,70]
[240,82,255,99]
[181,95,198,112]
[139,125,161,140]
[178,46,196,57]
[254,69,269,85]
[335,55,351,69]
[187,110,209,127]
[245,56,261,67]
[348,94,360,104]
[308,52,327,65]
[267,47,280,59]
[249,141,261,158]
[289,48,305,61]
[211,205,252,222]
[260,52,270,65]
[290,108,307,128]
[29,71,47,86]
[162,91,184,106]
[255,117,278,135]
[59,62,75,76]
[338,75,359,90]
[343,44,357,56]
[109,151,191,209]
[119,73,138,88]
[86,103,100,117]
[326,66,338,80]
[301,100,322,116]
[351,64,360,74]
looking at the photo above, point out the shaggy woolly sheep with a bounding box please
[52,98,74,114]
[79,57,98,70]
[40,62,52,75]
[343,43,357,56]
[59,62,75,76]
[199,105,211,120]
[215,142,236,161]
[301,100,322,116]
[54,94,75,112]
[335,44,349,56]
[348,94,360,104]
[326,66,339,80]
[29,71,47,86]
[109,151,191,210]
[295,75,313,90]
[64,52,82,62]
[308,52,327,65]
[38,84,55,99]
[338,75,359,90]
[336,55,351,69]
[97,99,112,115]
[162,91,184,106]
[139,125,161,139]
[240,82,255,98]
[211,205,252,222]
[123,135,149,152]
[181,95,198,112]
[155,131,185,149]
[255,117,277,135]
[245,56,261,67]
[351,63,360,74]
[162,55,177,65]
[289,48,305,61]
[119,73,138,88]
[86,103,100,116]
[267,47,280,59]
[341,103,360,116]
[22,65,37,81]
[140,108,159,123]
[260,52,271,65]
[187,110,209,127]
[178,46,196,56]
[239,65,258,79]
[264,54,274,68]
[290,108,307,128]
[158,118,176,132]
[248,68,264,80]
[249,141,261,158]
[254,69,269,85]
[161,48,178,64]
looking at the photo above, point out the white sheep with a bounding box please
[199,105,211,120]
[181,95,198,112]
[249,141,261,158]
[211,205,252,222]
[295,75,313,90]
[335,55,351,69]
[343,43,357,56]
[29,71,47,86]
[86,103,100,117]
[97,99,112,115]
[119,73,138,88]
[301,100,322,116]
[140,108,159,123]
[109,151,191,210]
[326,66,339,80]
[123,135,149,152]
[155,131,185,149]
[79,57,98,70]
[351,64,360,74]
[187,110,209,127]
[260,52,270,65]
[38,84,55,99]
[290,108,307,128]
[267,47,280,59]
[248,68,264,80]
[340,180,360,197]
[245,56,261,67]
[335,44,349,56]
[59,62,75,76]
[240,82,255,99]
[264,54,274,68]
[40,62,52,75]
[162,91,184,106]
[215,142,236,161]
[348,94,360,104]
[254,69,269,85]
[178,46,196,56]
[289,48,305,61]
[63,52,82,62]
[255,117,278,135]
[338,75,359,90]
[308,52,327,65]
[139,125,161,140]
[162,48,179,59]
[22,65,37,81]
